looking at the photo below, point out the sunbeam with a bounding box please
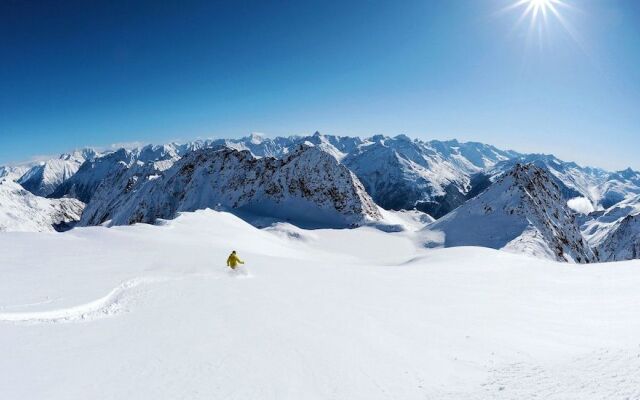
[500,0,583,49]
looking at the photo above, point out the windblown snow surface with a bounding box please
[2,209,640,399]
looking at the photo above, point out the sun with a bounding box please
[499,0,580,46]
[509,0,568,27]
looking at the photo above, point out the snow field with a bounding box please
[1,209,640,399]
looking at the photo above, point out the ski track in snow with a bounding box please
[0,297,60,311]
[0,272,224,324]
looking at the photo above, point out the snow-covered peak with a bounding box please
[0,165,32,181]
[425,164,596,263]
[60,148,101,162]
[50,148,138,203]
[580,194,640,258]
[596,213,640,261]
[342,136,476,217]
[608,168,640,184]
[16,148,101,197]
[80,145,382,228]
[486,154,616,211]
[135,143,181,163]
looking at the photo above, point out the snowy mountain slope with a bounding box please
[596,213,640,261]
[341,135,474,217]
[3,210,640,399]
[133,143,181,164]
[50,148,139,203]
[0,178,84,232]
[80,144,382,228]
[16,149,100,197]
[79,160,167,226]
[5,133,640,262]
[578,195,640,261]
[207,133,297,158]
[486,155,604,203]
[186,135,639,216]
[49,144,184,204]
[173,133,521,217]
[425,138,520,173]
[580,195,640,246]
[0,165,32,181]
[598,168,640,209]
[151,137,640,216]
[424,164,596,263]
[485,155,640,212]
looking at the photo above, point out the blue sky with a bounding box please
[1,0,638,170]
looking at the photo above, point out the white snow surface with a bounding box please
[2,209,640,399]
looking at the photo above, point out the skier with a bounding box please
[226,250,245,270]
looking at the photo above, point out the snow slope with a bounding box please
[425,164,595,263]
[2,209,640,399]
[0,178,84,232]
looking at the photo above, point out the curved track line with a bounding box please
[0,297,60,311]
[0,276,170,324]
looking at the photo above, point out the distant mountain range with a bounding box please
[1,132,639,263]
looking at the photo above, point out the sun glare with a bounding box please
[501,0,580,46]
[512,0,567,26]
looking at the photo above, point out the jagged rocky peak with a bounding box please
[79,144,382,228]
[425,163,596,263]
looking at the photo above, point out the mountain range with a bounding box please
[1,132,639,262]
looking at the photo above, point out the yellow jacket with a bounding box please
[227,253,244,268]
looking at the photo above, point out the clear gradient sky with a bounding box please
[1,0,638,170]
